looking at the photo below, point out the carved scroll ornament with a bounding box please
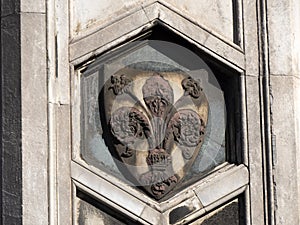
[102,68,209,200]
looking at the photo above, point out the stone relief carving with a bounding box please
[101,67,209,200]
[109,74,132,95]
[182,76,203,98]
[142,74,173,117]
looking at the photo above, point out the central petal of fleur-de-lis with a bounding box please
[104,69,209,200]
[142,73,174,117]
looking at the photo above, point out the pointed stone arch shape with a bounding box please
[69,2,244,71]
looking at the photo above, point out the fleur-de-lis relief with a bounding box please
[105,70,208,199]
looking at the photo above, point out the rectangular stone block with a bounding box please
[57,105,72,225]
[21,13,48,225]
[244,75,265,225]
[267,0,298,76]
[270,75,300,225]
[20,0,45,13]
[243,0,259,76]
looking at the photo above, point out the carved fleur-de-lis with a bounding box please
[109,72,207,199]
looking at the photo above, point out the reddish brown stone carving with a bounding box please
[168,109,206,159]
[110,107,150,145]
[109,74,132,95]
[142,74,174,117]
[103,69,209,200]
[182,76,202,98]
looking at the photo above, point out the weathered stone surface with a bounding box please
[166,0,233,41]
[71,0,146,35]
[54,0,70,105]
[158,5,244,69]
[244,75,265,224]
[270,76,300,225]
[57,105,72,225]
[1,0,20,17]
[21,13,48,225]
[69,8,150,60]
[190,199,239,225]
[70,4,244,70]
[243,0,259,76]
[169,205,195,224]
[71,0,234,41]
[76,192,139,225]
[2,0,300,224]
[71,162,146,218]
[266,2,300,225]
[296,77,300,220]
[20,0,45,13]
[167,196,202,224]
[1,14,22,225]
[267,0,300,77]
[195,165,248,207]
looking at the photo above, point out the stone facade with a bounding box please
[1,0,300,224]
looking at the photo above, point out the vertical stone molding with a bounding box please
[1,0,48,224]
[267,0,300,224]
[1,3,22,224]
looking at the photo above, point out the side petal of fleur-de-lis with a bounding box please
[165,109,206,160]
[110,107,152,156]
